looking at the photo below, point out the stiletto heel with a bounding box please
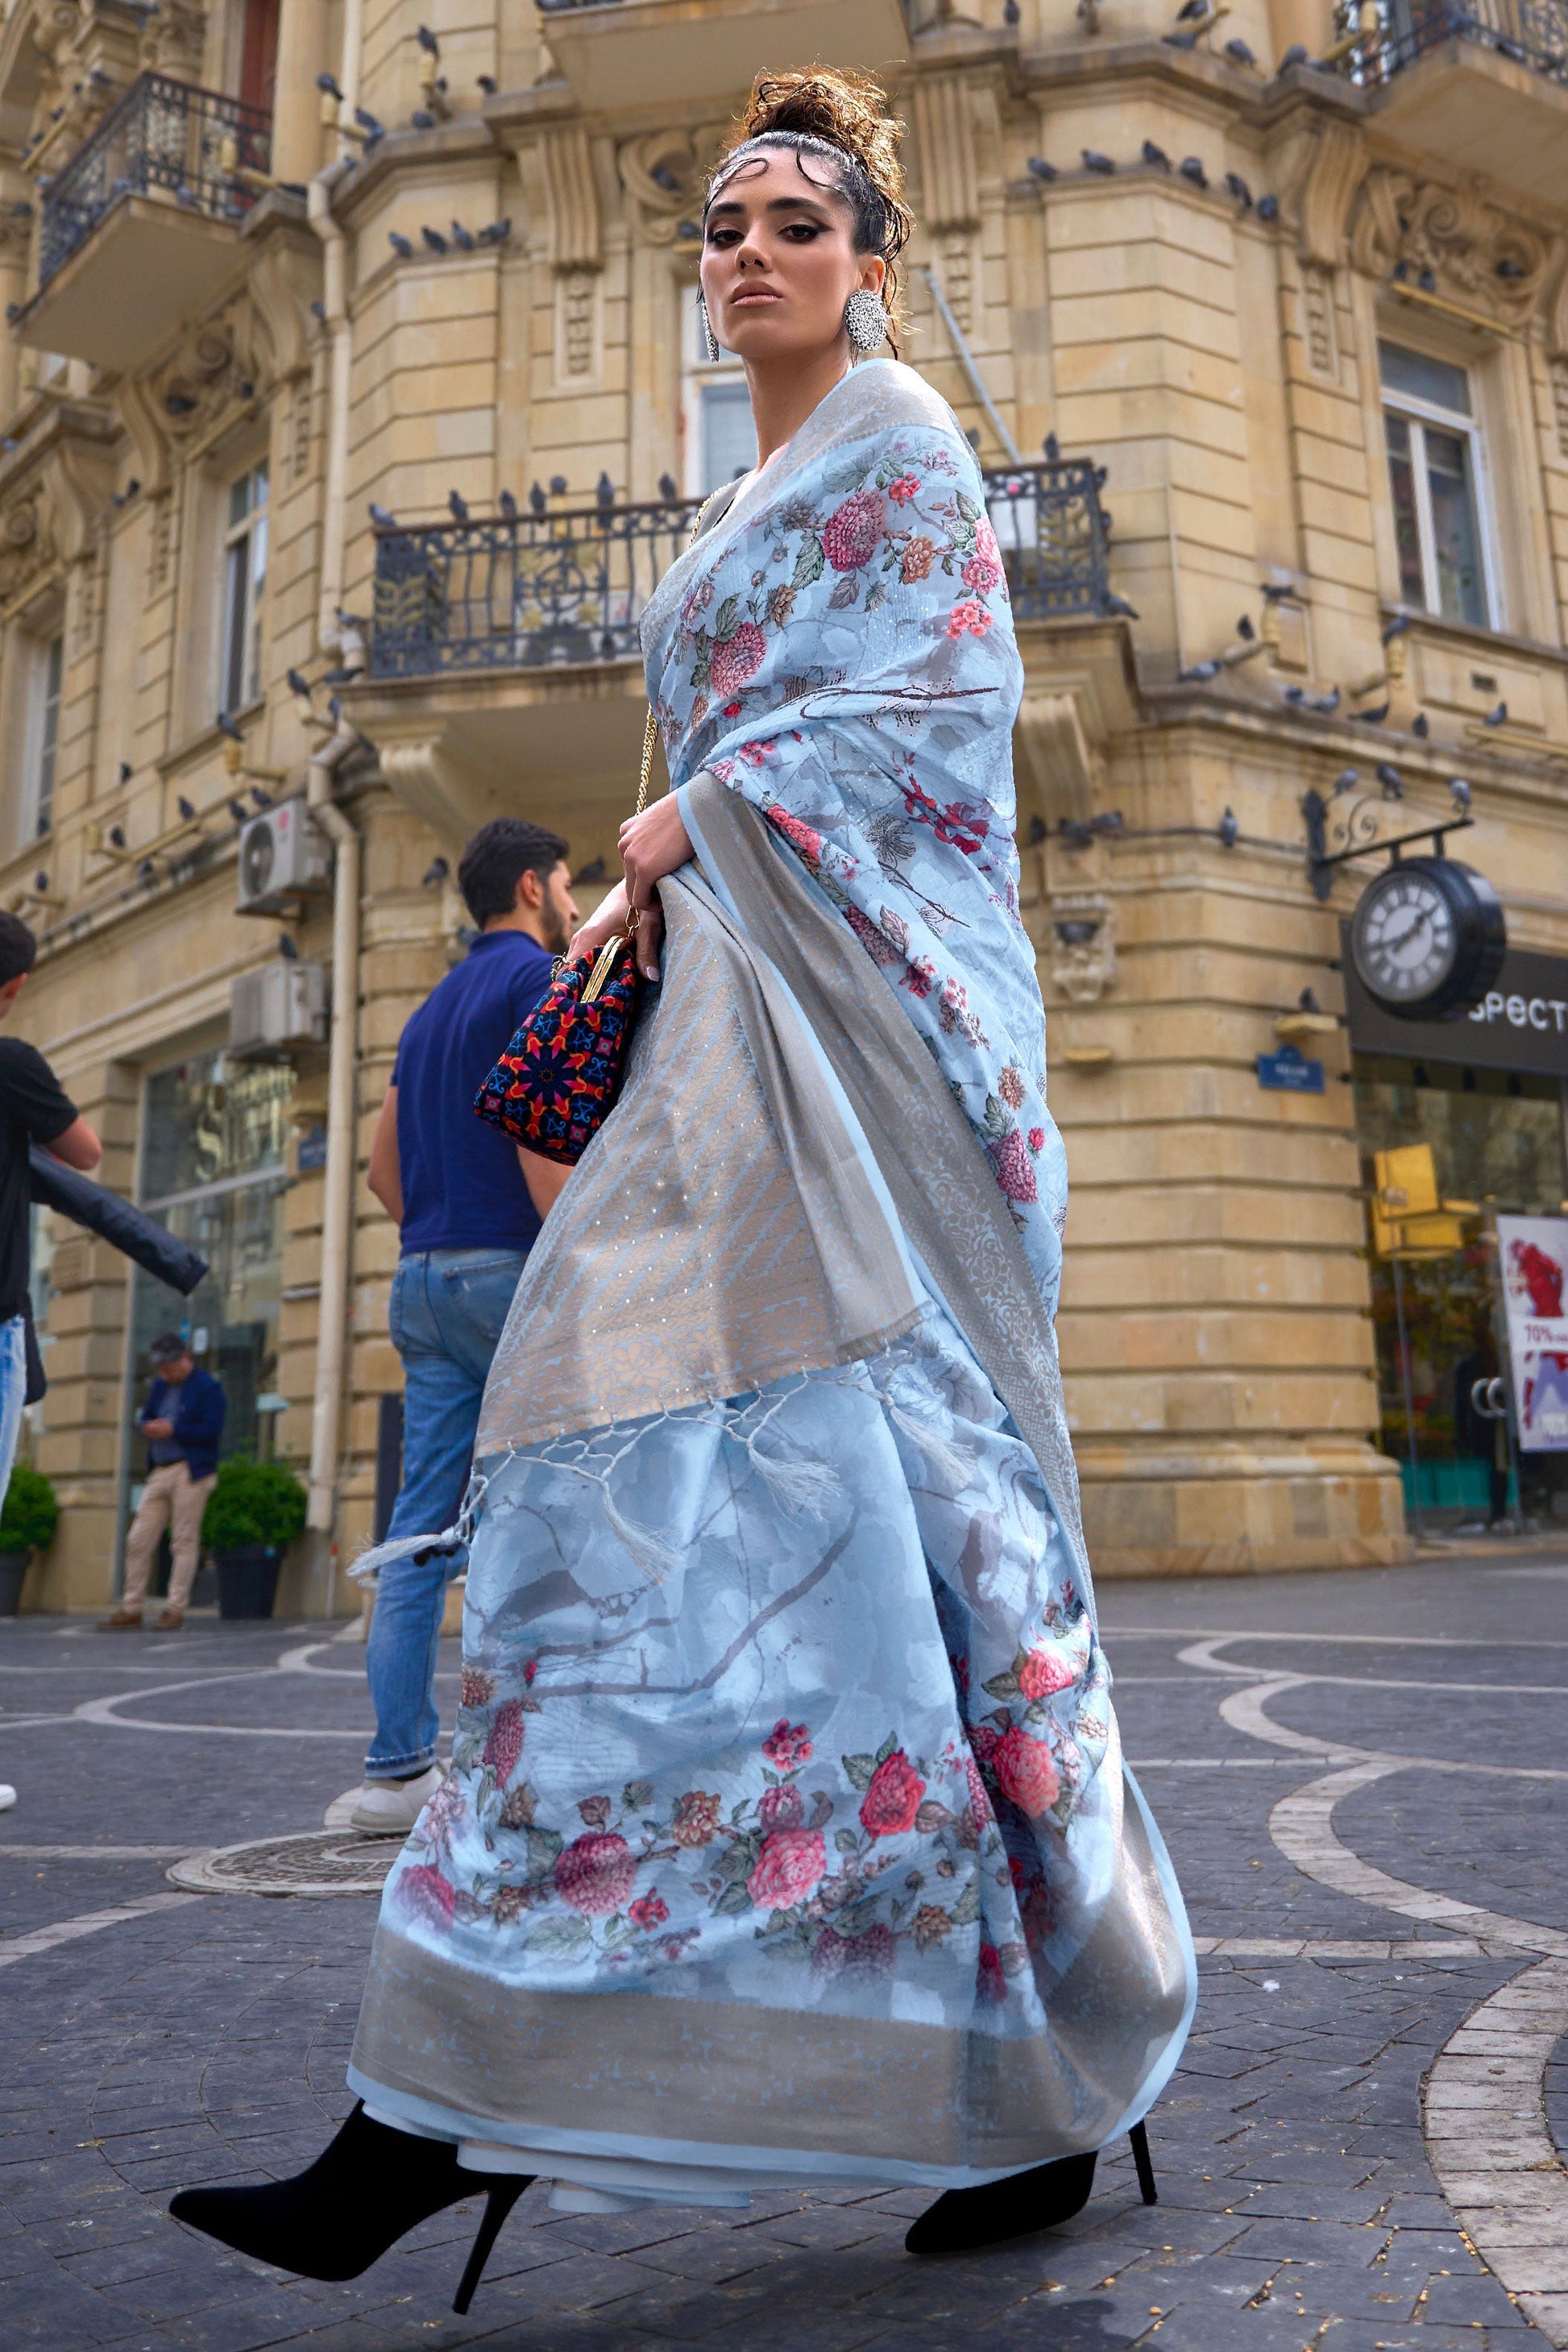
[452,2177,527,2314]
[1129,2118,1158,2205]
[169,2102,533,2292]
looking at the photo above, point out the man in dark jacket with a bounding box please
[102,1333,226,1631]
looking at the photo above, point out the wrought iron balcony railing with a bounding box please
[1331,0,1568,84]
[369,458,1118,681]
[35,72,272,292]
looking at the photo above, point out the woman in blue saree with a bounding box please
[171,67,1194,2306]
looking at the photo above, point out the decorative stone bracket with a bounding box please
[114,230,319,495]
[0,404,115,618]
[375,736,521,852]
[1014,688,1105,831]
[1048,890,1117,1003]
[616,125,721,248]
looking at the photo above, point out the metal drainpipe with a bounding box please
[307,158,355,654]
[305,720,361,1537]
[300,0,367,1554]
[921,264,1022,465]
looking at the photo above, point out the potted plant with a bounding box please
[0,1462,58,1614]
[201,1458,308,1620]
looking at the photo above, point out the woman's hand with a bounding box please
[617,796,694,981]
[566,877,632,968]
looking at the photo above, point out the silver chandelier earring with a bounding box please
[843,288,890,354]
[697,292,720,363]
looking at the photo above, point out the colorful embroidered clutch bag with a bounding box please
[473,931,641,1166]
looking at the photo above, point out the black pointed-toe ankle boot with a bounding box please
[169,2102,532,2313]
[904,2150,1097,2255]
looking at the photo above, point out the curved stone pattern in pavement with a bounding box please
[1424,1959,1568,2347]
[1,1561,1566,2349]
[1179,1629,1568,2343]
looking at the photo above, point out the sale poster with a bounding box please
[1496,1214,1568,1453]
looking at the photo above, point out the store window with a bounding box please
[21,632,62,843]
[124,1049,292,1503]
[682,286,757,496]
[1354,1052,1568,1528]
[221,461,268,713]
[1379,341,1492,630]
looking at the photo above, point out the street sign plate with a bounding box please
[1257,1047,1325,1093]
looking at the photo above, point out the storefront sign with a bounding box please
[1257,1046,1325,1093]
[1496,1213,1568,1453]
[1342,935,1568,1078]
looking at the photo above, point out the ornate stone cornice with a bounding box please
[0,477,57,607]
[2,0,154,179]
[1349,167,1550,332]
[0,396,115,613]
[147,301,266,456]
[616,125,719,250]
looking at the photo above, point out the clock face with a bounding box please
[1353,869,1458,1005]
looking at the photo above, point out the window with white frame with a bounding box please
[1379,342,1492,631]
[23,633,63,841]
[220,460,268,713]
[681,284,757,496]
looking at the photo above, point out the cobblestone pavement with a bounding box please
[2,1551,1565,2352]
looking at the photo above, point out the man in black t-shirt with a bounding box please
[0,913,102,1593]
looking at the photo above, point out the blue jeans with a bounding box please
[0,1315,26,1519]
[364,1249,529,1780]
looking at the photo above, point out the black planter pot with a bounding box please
[0,1549,29,1615]
[214,1544,283,1620]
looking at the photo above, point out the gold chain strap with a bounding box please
[622,488,725,931]
[634,706,659,819]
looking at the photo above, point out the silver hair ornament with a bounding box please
[843,288,889,353]
[696,291,720,362]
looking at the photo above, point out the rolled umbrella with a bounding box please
[27,1147,209,1296]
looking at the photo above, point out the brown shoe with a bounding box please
[156,1607,185,1631]
[97,1609,143,1630]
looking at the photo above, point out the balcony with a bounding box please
[369,460,1118,684]
[1331,0,1567,197]
[15,73,271,371]
[535,0,909,114]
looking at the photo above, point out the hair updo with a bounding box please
[706,69,913,355]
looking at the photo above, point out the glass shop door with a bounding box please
[1354,1053,1568,1532]
[114,1050,293,1595]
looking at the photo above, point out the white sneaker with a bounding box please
[0,1784,15,1813]
[323,1783,370,1831]
[346,1763,446,1835]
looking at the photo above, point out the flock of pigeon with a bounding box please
[1176,600,1510,755]
[1027,146,1280,218]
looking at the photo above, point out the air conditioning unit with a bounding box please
[236,798,331,915]
[230,961,328,1060]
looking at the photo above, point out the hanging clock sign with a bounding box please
[1348,856,1505,1021]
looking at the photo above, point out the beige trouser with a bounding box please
[121,1461,217,1612]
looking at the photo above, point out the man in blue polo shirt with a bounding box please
[347,818,578,1832]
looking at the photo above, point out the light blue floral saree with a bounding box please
[350,359,1195,2211]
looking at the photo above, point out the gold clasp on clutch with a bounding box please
[581,935,625,1004]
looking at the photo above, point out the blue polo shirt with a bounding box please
[392,929,554,1257]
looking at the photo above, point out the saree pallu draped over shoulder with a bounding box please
[349,360,1195,2201]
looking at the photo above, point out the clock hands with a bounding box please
[1378,902,1430,959]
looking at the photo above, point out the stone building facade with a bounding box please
[2,0,1566,1609]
